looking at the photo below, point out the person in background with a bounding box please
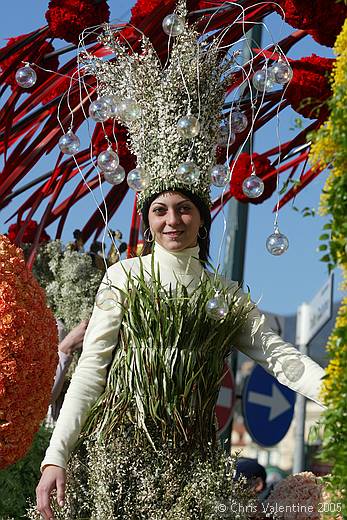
[235,457,271,500]
[49,320,89,422]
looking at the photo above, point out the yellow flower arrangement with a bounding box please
[309,18,347,517]
[0,235,58,469]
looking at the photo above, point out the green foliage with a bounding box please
[0,425,51,520]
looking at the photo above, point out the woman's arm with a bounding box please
[41,263,128,470]
[231,285,325,407]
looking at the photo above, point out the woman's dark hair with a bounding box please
[141,189,211,263]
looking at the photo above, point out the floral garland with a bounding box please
[286,55,334,121]
[230,153,276,204]
[0,235,58,469]
[45,0,110,45]
[309,19,347,516]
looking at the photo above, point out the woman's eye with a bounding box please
[179,206,191,212]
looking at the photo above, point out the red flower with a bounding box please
[230,153,276,204]
[46,0,110,45]
[275,0,347,47]
[285,54,334,121]
[7,220,50,244]
[0,235,58,469]
[0,35,58,92]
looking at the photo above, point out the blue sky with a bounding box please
[0,0,343,317]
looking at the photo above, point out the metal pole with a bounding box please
[292,302,310,473]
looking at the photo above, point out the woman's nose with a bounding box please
[166,209,181,226]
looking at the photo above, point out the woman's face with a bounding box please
[148,191,204,252]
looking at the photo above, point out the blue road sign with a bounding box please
[242,365,296,447]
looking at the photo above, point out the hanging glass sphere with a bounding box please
[104,165,126,185]
[242,174,264,198]
[217,125,235,147]
[162,13,185,36]
[230,111,248,133]
[89,98,111,122]
[118,98,141,121]
[205,294,229,320]
[176,161,200,184]
[127,167,149,191]
[103,95,122,118]
[58,130,80,155]
[95,287,118,311]
[97,148,120,172]
[210,164,229,187]
[270,61,293,85]
[266,227,289,256]
[177,115,200,139]
[15,65,37,88]
[252,68,275,92]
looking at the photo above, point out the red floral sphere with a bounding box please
[275,0,347,47]
[46,0,110,45]
[0,36,58,92]
[0,236,58,468]
[7,220,50,245]
[230,153,276,204]
[285,54,334,121]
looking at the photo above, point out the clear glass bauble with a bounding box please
[97,148,120,172]
[127,167,149,191]
[89,98,111,122]
[205,295,229,320]
[15,65,37,88]
[210,164,229,187]
[103,95,122,118]
[104,165,126,185]
[95,287,118,311]
[58,131,80,155]
[217,125,235,147]
[230,111,248,133]
[176,161,200,184]
[270,61,293,85]
[118,98,141,121]
[162,13,185,36]
[252,69,275,92]
[266,228,289,256]
[177,115,200,139]
[242,175,264,198]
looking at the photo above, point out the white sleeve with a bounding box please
[41,263,128,470]
[231,286,326,407]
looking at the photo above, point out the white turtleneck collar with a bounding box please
[149,241,203,277]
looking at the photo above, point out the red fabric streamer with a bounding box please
[46,0,110,45]
[230,153,276,204]
[286,54,334,120]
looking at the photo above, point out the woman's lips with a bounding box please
[164,231,184,237]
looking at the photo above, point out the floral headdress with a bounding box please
[79,0,237,212]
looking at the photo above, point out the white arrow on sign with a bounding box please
[248,384,291,421]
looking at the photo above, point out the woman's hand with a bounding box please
[36,465,66,520]
[58,319,89,356]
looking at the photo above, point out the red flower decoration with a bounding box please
[276,0,347,47]
[46,0,110,45]
[285,54,334,121]
[230,153,276,204]
[0,236,58,468]
[0,35,58,92]
[7,220,50,245]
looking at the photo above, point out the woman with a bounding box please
[36,189,325,520]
